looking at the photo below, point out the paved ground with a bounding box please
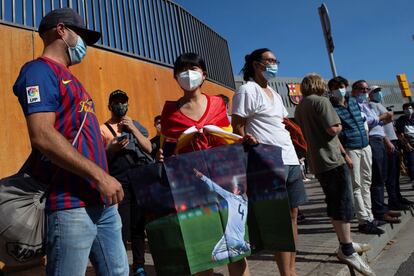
[5,176,414,276]
[371,218,414,276]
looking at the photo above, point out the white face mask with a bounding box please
[177,70,203,91]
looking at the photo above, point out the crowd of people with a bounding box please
[8,7,414,276]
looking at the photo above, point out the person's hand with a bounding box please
[381,112,393,124]
[107,136,129,154]
[344,154,353,170]
[193,168,203,178]
[241,133,259,145]
[156,149,165,163]
[385,141,396,154]
[406,144,414,152]
[96,174,124,207]
[119,116,136,132]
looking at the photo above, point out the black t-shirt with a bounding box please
[150,135,160,158]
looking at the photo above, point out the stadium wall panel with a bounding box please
[0,24,234,177]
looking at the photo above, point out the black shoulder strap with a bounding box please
[105,122,118,138]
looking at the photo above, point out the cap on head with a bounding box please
[369,85,381,94]
[38,8,101,45]
[109,90,129,103]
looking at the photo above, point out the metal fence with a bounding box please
[0,0,235,89]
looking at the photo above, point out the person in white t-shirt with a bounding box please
[231,48,308,276]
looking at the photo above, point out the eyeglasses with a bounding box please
[260,58,280,65]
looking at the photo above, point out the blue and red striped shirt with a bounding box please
[13,57,107,211]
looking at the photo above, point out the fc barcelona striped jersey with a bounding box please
[13,57,107,211]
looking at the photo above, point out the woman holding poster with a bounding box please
[157,53,256,276]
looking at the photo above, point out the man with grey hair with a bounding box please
[352,80,401,224]
[13,8,128,275]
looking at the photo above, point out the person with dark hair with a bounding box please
[328,76,384,235]
[351,81,401,224]
[369,86,413,210]
[150,115,162,158]
[217,93,230,107]
[295,74,374,276]
[12,8,128,275]
[232,48,307,276]
[396,103,414,190]
[217,94,232,122]
[158,52,257,276]
[100,90,152,276]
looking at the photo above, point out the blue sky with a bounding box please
[174,0,414,82]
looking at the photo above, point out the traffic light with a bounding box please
[396,73,412,97]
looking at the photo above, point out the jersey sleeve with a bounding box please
[200,175,232,199]
[13,60,60,116]
[232,85,255,118]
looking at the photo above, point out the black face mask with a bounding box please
[111,103,128,117]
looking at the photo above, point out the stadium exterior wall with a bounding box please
[234,76,413,118]
[0,24,234,177]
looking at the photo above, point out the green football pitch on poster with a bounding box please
[146,204,250,275]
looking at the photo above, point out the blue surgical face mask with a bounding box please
[371,91,383,103]
[355,93,368,103]
[333,88,347,99]
[262,64,278,80]
[62,34,87,65]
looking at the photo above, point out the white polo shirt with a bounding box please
[232,81,299,165]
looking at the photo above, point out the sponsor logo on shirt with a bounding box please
[79,99,95,114]
[26,85,41,104]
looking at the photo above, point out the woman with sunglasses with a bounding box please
[232,48,308,276]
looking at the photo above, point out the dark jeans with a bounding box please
[386,140,403,204]
[118,182,146,270]
[369,136,389,218]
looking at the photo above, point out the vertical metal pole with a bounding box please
[329,52,338,77]
[12,0,15,23]
[32,0,35,27]
[23,0,27,25]
[110,0,118,48]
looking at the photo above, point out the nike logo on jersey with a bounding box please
[62,79,72,85]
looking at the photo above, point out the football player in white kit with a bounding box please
[193,168,250,261]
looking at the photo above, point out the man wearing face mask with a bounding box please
[396,103,414,191]
[12,8,128,275]
[100,89,152,276]
[369,86,412,210]
[352,81,401,224]
[328,77,384,234]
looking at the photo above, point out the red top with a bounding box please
[161,94,231,154]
